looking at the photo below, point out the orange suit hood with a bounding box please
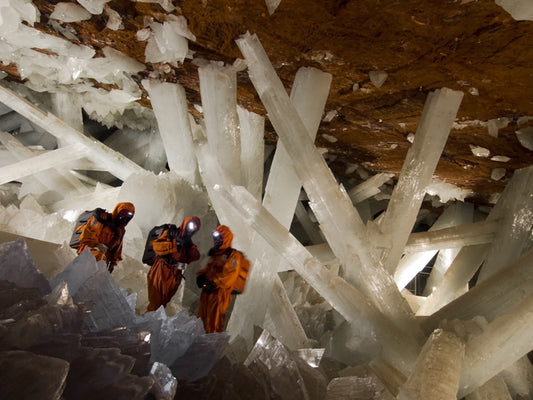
[214,225,233,250]
[179,216,201,238]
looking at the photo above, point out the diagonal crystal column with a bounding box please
[236,32,420,340]
[227,66,332,347]
[457,294,533,398]
[417,165,533,315]
[403,219,497,253]
[141,80,198,184]
[0,138,84,186]
[394,202,475,289]
[476,165,533,282]
[397,328,465,400]
[217,184,421,375]
[0,84,144,181]
[0,131,88,195]
[422,247,533,334]
[375,88,464,275]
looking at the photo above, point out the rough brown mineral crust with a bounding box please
[13,0,533,205]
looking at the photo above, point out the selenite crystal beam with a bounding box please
[375,88,463,275]
[403,220,497,253]
[141,80,198,184]
[418,165,533,315]
[236,32,420,340]
[227,66,331,347]
[397,329,465,400]
[0,142,85,185]
[237,105,264,200]
[194,142,252,251]
[0,130,88,194]
[422,247,533,333]
[394,202,474,289]
[465,377,513,400]
[263,275,312,350]
[348,172,394,204]
[0,84,144,181]
[477,166,533,282]
[217,184,421,375]
[198,63,242,185]
[457,294,533,398]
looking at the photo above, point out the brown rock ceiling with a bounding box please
[8,0,533,206]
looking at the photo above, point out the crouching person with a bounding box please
[196,225,251,333]
[145,216,201,312]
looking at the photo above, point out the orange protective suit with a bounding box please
[196,225,240,333]
[77,202,135,272]
[146,216,201,312]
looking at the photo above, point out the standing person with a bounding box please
[74,202,135,273]
[145,216,201,312]
[196,225,251,333]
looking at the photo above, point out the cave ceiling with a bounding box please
[3,0,533,206]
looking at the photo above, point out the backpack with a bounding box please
[69,208,107,249]
[142,224,178,266]
[228,249,251,295]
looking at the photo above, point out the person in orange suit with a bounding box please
[145,216,201,312]
[196,224,242,333]
[77,202,135,273]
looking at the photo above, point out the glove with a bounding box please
[182,236,193,248]
[94,243,109,253]
[196,274,207,289]
[107,261,116,273]
[203,280,217,294]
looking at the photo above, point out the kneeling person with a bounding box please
[145,216,201,312]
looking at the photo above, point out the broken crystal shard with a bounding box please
[141,80,198,184]
[216,184,420,374]
[150,362,177,400]
[0,238,51,296]
[76,0,109,15]
[469,144,490,157]
[50,2,92,22]
[45,281,71,306]
[104,5,123,30]
[490,155,511,162]
[236,32,419,340]
[376,87,463,275]
[491,167,506,181]
[369,70,388,88]
[265,0,282,15]
[495,0,533,21]
[397,329,465,400]
[516,127,533,150]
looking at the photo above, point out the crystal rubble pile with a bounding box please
[0,3,531,398]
